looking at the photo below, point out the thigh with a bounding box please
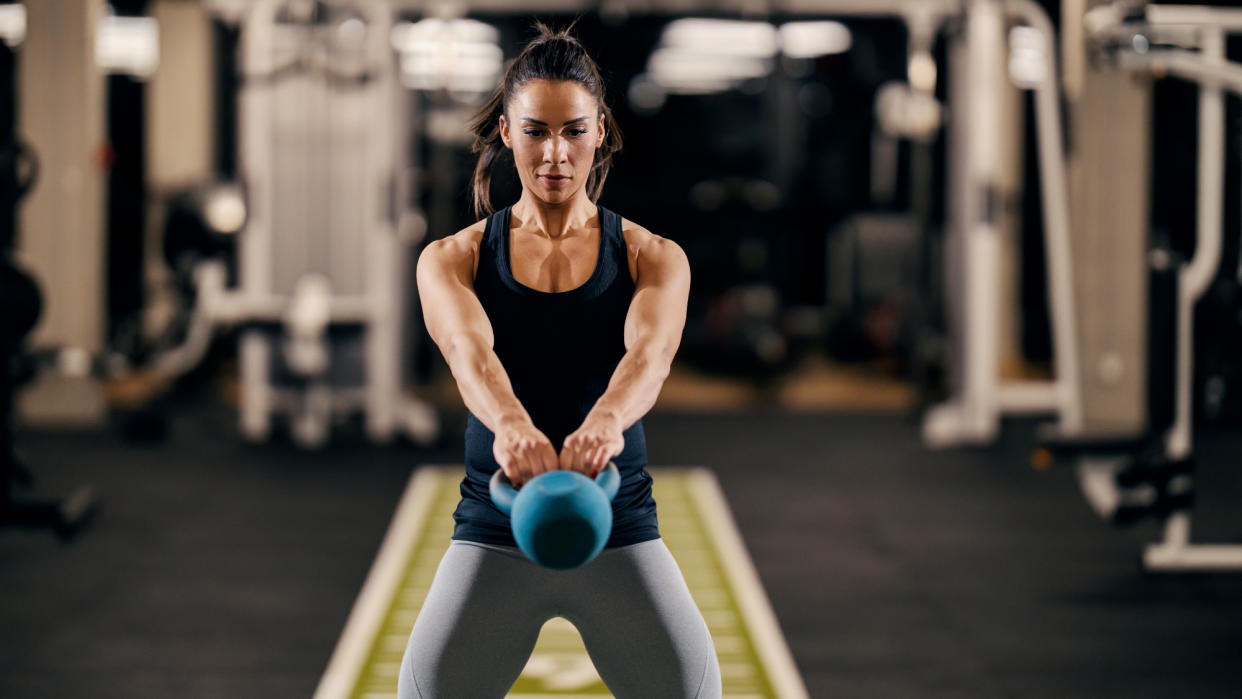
[564,539,722,699]
[399,541,550,699]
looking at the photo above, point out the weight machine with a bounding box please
[1044,2,1242,573]
[917,0,1085,448]
[159,0,439,449]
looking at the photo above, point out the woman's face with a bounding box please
[499,79,605,207]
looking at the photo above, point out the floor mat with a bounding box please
[316,467,808,698]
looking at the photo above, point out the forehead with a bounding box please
[508,79,598,118]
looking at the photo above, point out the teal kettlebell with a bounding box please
[489,463,621,570]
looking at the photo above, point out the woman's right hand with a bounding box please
[493,418,559,488]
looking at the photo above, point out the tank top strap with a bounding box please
[478,206,510,278]
[596,205,633,290]
[598,205,623,259]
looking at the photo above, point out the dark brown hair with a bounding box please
[468,22,623,217]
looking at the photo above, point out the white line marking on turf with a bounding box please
[689,468,812,699]
[313,467,441,699]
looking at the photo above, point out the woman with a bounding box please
[399,23,722,699]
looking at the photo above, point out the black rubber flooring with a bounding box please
[3,404,1241,698]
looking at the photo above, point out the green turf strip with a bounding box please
[329,467,791,698]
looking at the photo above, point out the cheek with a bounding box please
[512,142,540,168]
[572,139,598,162]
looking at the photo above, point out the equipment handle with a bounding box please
[595,462,620,502]
[489,462,621,515]
[489,468,518,515]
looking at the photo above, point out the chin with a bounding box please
[537,189,576,206]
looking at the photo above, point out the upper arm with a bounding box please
[416,231,494,360]
[623,232,691,358]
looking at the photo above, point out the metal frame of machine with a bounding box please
[164,0,438,449]
[1079,2,1242,573]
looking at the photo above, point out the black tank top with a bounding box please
[451,205,660,548]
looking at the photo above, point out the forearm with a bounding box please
[586,340,675,431]
[443,333,531,433]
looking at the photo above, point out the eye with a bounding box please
[569,128,588,137]
[523,129,544,137]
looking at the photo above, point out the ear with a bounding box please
[596,112,606,146]
[499,114,512,148]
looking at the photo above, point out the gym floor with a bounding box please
[3,369,1242,699]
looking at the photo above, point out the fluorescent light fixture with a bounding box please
[96,15,159,79]
[661,18,778,59]
[650,48,771,83]
[640,18,791,97]
[659,78,738,96]
[390,17,499,52]
[0,4,25,47]
[778,21,852,59]
[392,18,502,94]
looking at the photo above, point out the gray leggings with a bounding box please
[398,538,722,699]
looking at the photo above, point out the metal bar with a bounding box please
[1169,29,1225,462]
[961,0,1005,439]
[1007,0,1084,436]
[1144,544,1242,572]
[995,381,1060,413]
[1145,30,1226,567]
[1146,4,1242,30]
[1119,50,1242,98]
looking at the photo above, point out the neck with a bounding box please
[511,190,597,240]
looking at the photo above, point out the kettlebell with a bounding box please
[489,463,621,570]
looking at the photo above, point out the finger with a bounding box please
[496,455,517,484]
[574,441,594,474]
[579,435,600,470]
[518,436,550,481]
[598,440,621,474]
[587,443,608,475]
[536,440,560,475]
[564,439,588,473]
[513,438,537,486]
[497,436,526,487]
[588,445,609,476]
[523,437,546,481]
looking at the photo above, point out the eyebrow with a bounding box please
[520,116,591,126]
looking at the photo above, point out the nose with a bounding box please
[543,134,569,164]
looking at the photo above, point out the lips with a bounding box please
[539,174,570,188]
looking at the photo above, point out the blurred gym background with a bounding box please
[3,0,1242,696]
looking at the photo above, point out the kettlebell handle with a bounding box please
[489,462,620,515]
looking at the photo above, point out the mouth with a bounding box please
[539,174,570,188]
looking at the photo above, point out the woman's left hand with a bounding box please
[560,413,625,477]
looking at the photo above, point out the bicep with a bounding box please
[623,238,690,353]
[416,241,495,355]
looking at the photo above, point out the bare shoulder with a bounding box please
[419,219,488,278]
[619,216,688,277]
